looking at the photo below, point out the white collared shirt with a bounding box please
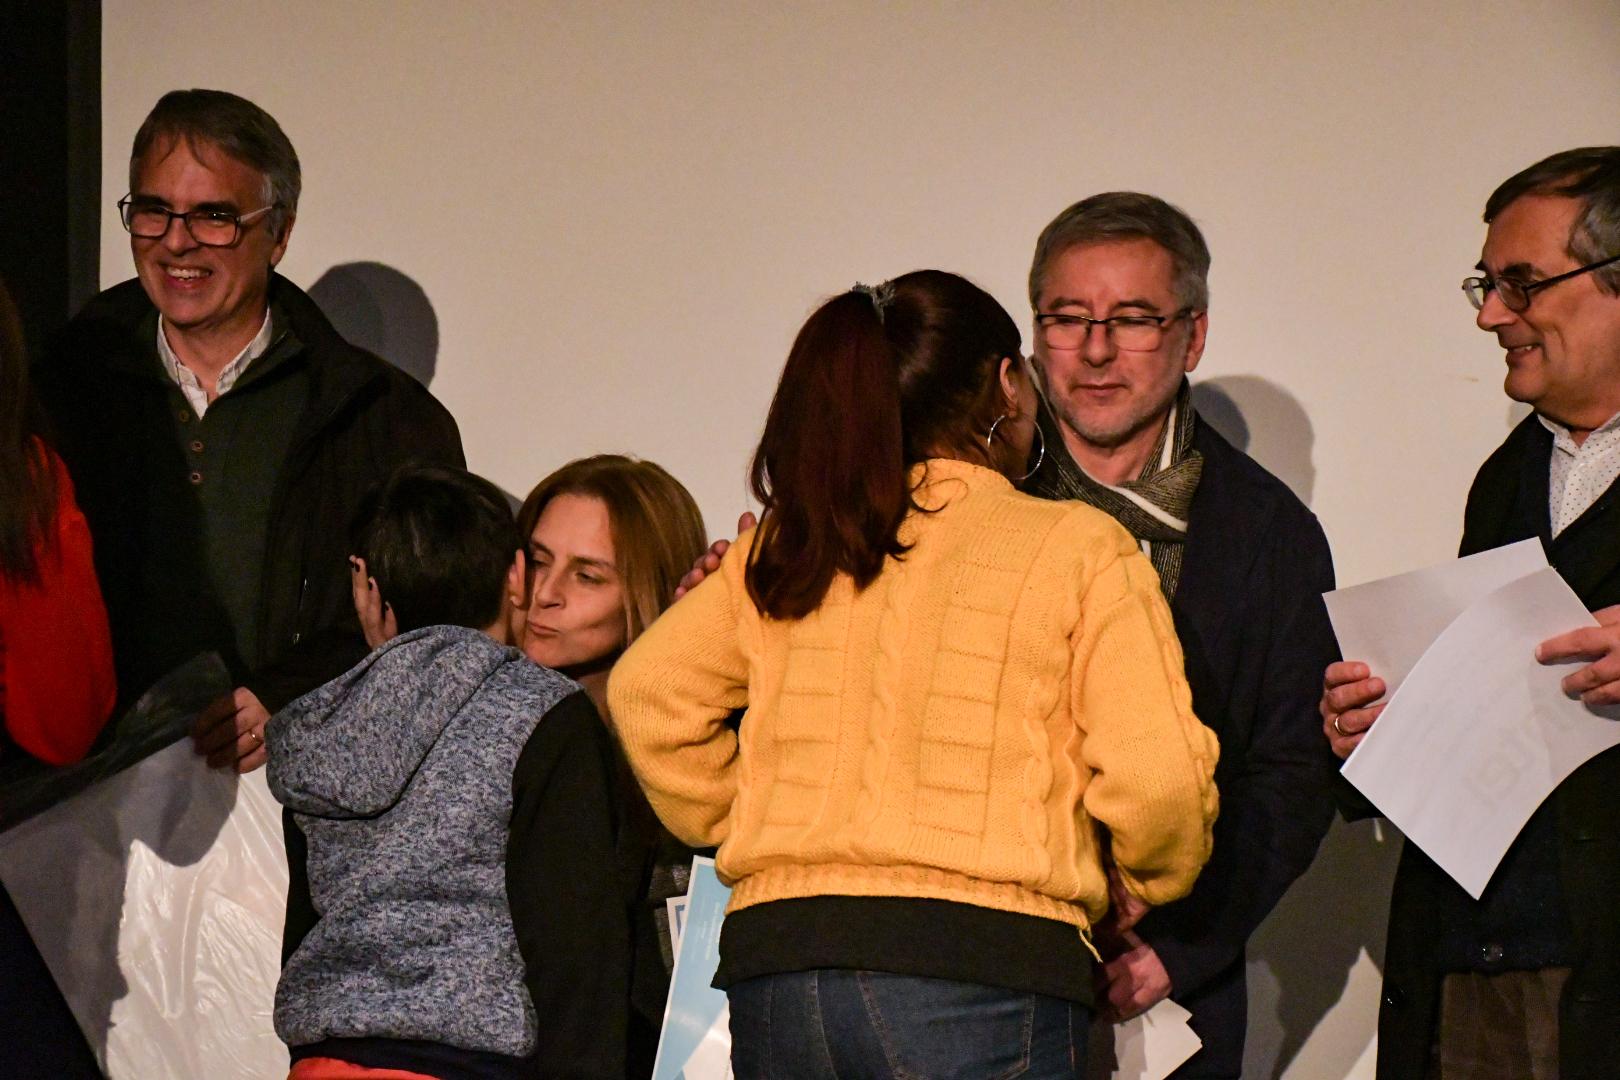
[1539,409,1620,536]
[157,311,274,419]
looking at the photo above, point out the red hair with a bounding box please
[746,270,1021,620]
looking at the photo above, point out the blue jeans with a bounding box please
[727,970,1090,1079]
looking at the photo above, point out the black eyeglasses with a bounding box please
[1462,252,1620,313]
[1035,309,1196,352]
[117,196,278,247]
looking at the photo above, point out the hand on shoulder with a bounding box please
[673,512,756,600]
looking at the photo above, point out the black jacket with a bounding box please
[1375,415,1620,1080]
[36,274,465,712]
[1134,419,1340,1077]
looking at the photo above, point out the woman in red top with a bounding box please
[0,281,115,764]
[0,279,116,1077]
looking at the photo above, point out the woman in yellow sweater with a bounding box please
[609,270,1218,1078]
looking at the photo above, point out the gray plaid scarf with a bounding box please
[1024,379,1203,597]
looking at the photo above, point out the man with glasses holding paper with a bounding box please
[36,89,463,769]
[1022,193,1340,1078]
[1322,147,1620,1079]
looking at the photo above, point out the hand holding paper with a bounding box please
[1100,934,1173,1022]
[1322,540,1552,761]
[1537,603,1620,705]
[1324,544,1620,898]
[1320,660,1385,759]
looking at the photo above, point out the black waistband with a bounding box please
[715,895,1094,1006]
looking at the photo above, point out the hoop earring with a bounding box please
[987,414,1046,484]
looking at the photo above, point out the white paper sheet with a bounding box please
[1323,539,1547,698]
[1086,998,1203,1080]
[1340,567,1620,897]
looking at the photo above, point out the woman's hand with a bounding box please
[673,512,757,600]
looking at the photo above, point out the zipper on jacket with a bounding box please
[292,576,308,644]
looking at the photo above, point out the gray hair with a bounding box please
[129,89,301,235]
[1485,147,1620,295]
[1028,191,1211,312]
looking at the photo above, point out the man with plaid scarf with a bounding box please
[1025,192,1339,1078]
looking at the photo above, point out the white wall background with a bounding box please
[98,2,1620,1076]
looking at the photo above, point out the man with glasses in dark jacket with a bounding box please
[1323,147,1620,1080]
[1023,193,1340,1078]
[36,88,464,772]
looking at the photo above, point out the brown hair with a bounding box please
[747,269,1021,620]
[1029,191,1211,311]
[0,278,59,583]
[1485,147,1620,295]
[130,89,301,235]
[516,455,707,643]
[350,465,521,634]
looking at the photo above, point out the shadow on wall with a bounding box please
[308,262,440,387]
[1190,375,1403,1075]
[1243,816,1401,1077]
[1191,376,1315,506]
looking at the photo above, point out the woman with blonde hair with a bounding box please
[611,270,1219,1077]
[510,454,707,1074]
[511,454,707,714]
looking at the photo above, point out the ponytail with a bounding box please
[746,270,1022,621]
[746,289,910,619]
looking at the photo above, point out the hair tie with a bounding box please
[852,280,897,322]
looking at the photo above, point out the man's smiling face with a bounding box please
[129,135,288,345]
[1476,193,1620,432]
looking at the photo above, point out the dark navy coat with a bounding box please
[1125,419,1340,1077]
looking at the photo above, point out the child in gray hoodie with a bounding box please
[266,465,628,1080]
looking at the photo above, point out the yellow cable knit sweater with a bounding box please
[610,458,1218,935]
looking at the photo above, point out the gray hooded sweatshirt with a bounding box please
[266,624,580,1058]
